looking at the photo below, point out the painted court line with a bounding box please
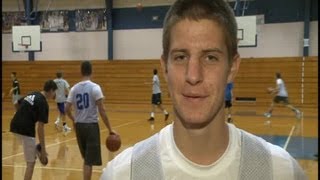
[2,164,102,173]
[2,119,143,161]
[283,125,296,150]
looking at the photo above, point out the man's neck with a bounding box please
[40,91,47,99]
[173,111,229,165]
[82,76,90,81]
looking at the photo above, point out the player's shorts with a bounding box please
[225,100,232,108]
[12,94,21,104]
[57,102,65,114]
[273,96,289,105]
[151,93,162,105]
[14,133,36,163]
[75,123,102,166]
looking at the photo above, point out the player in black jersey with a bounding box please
[10,80,57,180]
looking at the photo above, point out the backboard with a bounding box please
[236,16,257,47]
[12,25,42,52]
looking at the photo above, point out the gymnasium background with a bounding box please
[2,0,318,60]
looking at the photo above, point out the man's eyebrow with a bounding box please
[170,49,188,53]
[202,48,223,54]
[170,48,224,54]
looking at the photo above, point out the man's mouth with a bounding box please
[182,93,208,102]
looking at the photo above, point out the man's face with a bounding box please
[11,74,15,80]
[49,90,56,100]
[161,19,240,129]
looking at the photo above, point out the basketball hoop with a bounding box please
[19,44,29,49]
[12,26,41,53]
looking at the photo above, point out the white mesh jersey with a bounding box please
[153,75,161,94]
[54,78,70,103]
[276,78,288,97]
[100,123,305,180]
[67,80,103,123]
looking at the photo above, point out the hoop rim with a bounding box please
[18,43,29,48]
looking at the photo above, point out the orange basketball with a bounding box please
[106,133,121,152]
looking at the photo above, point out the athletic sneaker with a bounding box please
[63,124,71,133]
[148,117,155,121]
[264,112,272,118]
[164,113,169,121]
[62,125,71,136]
[55,119,62,131]
[295,110,302,120]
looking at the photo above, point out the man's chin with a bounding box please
[173,107,220,130]
[180,118,212,129]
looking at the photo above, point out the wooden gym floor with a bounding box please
[2,101,318,180]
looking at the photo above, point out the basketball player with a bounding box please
[53,71,72,133]
[225,82,233,123]
[10,80,57,180]
[264,72,302,120]
[147,68,169,122]
[101,0,306,179]
[9,72,21,111]
[65,61,118,180]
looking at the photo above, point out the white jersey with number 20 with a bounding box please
[67,80,104,123]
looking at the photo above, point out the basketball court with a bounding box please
[2,100,318,179]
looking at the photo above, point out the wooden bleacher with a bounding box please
[2,60,170,105]
[234,56,318,107]
[2,57,318,108]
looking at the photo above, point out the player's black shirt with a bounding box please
[10,91,49,137]
[12,78,20,95]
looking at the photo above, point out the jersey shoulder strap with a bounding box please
[239,130,273,180]
[131,133,164,180]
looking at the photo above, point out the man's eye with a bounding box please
[206,55,218,62]
[174,55,187,61]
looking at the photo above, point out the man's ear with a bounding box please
[160,54,168,82]
[227,53,241,83]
